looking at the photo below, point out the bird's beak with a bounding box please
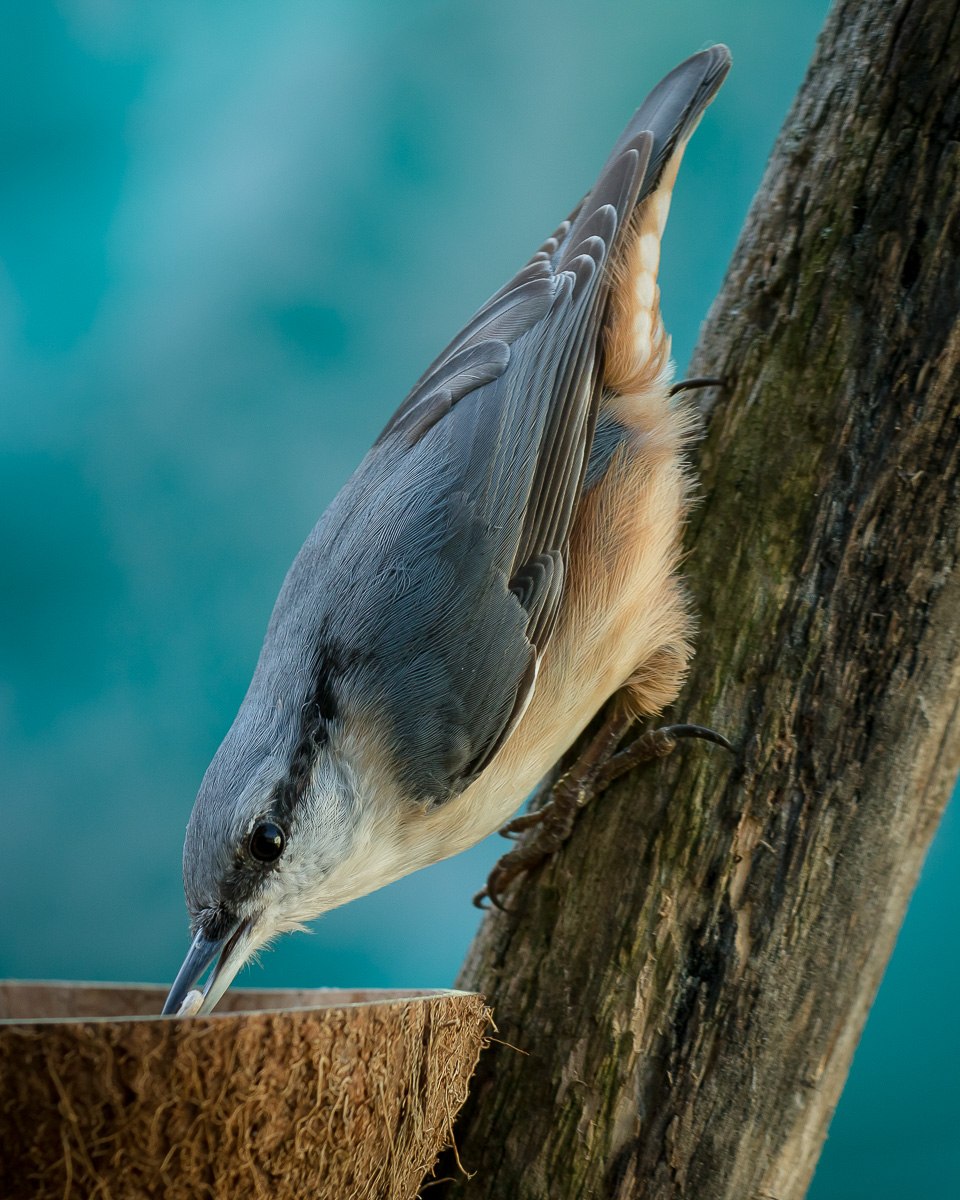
[161,915,256,1016]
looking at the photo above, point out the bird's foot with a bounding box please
[473,772,590,910]
[473,719,732,911]
[595,723,731,791]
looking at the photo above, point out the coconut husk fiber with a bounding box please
[0,981,491,1200]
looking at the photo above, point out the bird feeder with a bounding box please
[0,981,489,1200]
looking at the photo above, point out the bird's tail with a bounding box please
[589,46,731,395]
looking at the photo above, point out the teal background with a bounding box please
[1,3,956,1195]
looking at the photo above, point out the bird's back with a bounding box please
[244,47,731,821]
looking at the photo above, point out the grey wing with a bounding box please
[314,49,729,805]
[314,149,648,805]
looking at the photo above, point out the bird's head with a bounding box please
[161,676,366,1016]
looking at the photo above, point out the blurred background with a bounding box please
[1,2,956,1195]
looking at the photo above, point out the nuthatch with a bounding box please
[163,47,732,1017]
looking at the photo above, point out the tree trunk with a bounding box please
[439,1,960,1197]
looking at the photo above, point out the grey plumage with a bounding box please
[167,46,732,1018]
[225,51,725,801]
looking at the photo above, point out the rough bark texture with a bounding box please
[439,1,960,1197]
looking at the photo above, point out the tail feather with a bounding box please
[607,45,731,200]
[599,46,731,395]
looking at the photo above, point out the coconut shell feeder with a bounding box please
[0,981,490,1200]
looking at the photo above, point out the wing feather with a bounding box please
[296,49,731,805]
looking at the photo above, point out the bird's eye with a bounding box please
[249,821,285,863]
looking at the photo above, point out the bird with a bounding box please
[162,46,732,1018]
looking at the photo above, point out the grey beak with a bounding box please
[161,918,249,1016]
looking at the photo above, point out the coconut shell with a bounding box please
[0,981,490,1200]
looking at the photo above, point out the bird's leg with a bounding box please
[474,699,634,910]
[495,701,634,843]
[474,700,731,910]
[494,704,635,847]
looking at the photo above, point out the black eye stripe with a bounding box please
[249,821,285,863]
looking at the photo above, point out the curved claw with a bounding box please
[657,723,734,752]
[473,879,512,912]
[498,810,544,838]
[474,851,530,910]
[668,375,726,397]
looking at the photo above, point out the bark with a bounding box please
[438,1,960,1197]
